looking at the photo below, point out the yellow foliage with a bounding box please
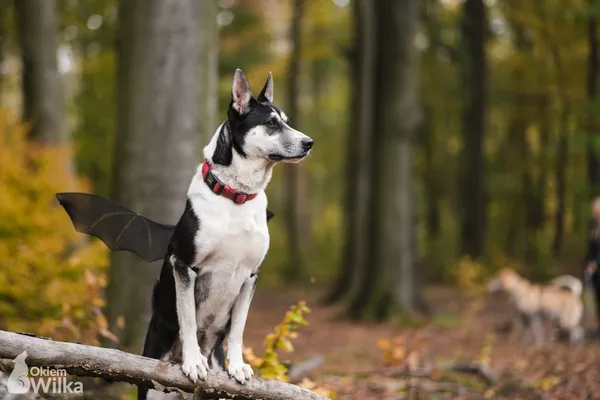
[376,336,407,367]
[244,300,310,382]
[243,300,334,397]
[0,111,109,345]
[477,334,494,366]
[298,377,336,399]
[452,256,490,297]
[532,375,561,391]
[377,335,426,372]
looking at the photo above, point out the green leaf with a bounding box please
[289,313,307,324]
[277,337,294,352]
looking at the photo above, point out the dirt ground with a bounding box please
[245,286,600,400]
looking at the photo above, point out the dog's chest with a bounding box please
[190,198,269,327]
[195,210,269,270]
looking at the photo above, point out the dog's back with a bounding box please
[541,276,584,330]
[548,275,583,297]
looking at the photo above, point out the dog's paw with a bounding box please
[227,360,254,384]
[181,350,209,383]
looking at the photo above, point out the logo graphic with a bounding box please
[6,351,83,394]
[7,351,31,394]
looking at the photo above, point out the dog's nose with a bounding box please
[302,138,314,151]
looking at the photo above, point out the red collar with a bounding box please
[201,160,258,205]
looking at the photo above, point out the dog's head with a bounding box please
[487,268,520,294]
[213,69,313,166]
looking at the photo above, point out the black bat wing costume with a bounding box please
[56,192,275,262]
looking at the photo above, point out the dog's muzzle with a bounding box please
[268,137,314,161]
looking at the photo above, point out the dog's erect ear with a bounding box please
[231,69,252,114]
[257,72,274,103]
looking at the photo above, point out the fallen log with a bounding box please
[0,330,327,400]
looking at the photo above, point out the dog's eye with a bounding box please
[267,119,278,128]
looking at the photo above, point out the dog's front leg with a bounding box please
[226,275,257,384]
[172,257,209,382]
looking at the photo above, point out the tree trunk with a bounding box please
[198,0,218,144]
[324,0,376,304]
[412,209,430,315]
[588,0,600,198]
[458,0,488,258]
[347,0,422,320]
[0,1,10,100]
[421,107,441,241]
[528,94,550,232]
[501,15,529,260]
[105,0,202,352]
[546,38,569,257]
[553,104,570,257]
[284,0,309,282]
[14,0,64,144]
[504,113,528,259]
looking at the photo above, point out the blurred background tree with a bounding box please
[458,0,487,259]
[15,0,65,145]
[2,0,600,341]
[104,0,205,352]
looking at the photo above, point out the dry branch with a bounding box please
[380,360,497,386]
[287,355,324,383]
[446,361,496,386]
[0,330,327,400]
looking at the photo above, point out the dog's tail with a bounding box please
[549,274,583,296]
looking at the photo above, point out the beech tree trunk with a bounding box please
[531,95,550,231]
[0,1,10,98]
[198,0,219,144]
[504,17,529,260]
[284,0,310,282]
[325,0,376,304]
[421,107,441,241]
[14,0,65,144]
[547,40,569,257]
[345,0,422,320]
[553,104,570,256]
[588,0,600,197]
[105,0,203,352]
[458,0,488,258]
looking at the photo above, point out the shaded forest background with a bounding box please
[0,0,599,354]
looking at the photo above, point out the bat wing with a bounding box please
[56,192,175,262]
[56,192,277,263]
[266,209,275,222]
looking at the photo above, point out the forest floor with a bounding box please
[245,285,600,400]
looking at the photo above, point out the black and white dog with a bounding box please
[139,69,313,399]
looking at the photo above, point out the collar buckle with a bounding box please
[234,193,247,204]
